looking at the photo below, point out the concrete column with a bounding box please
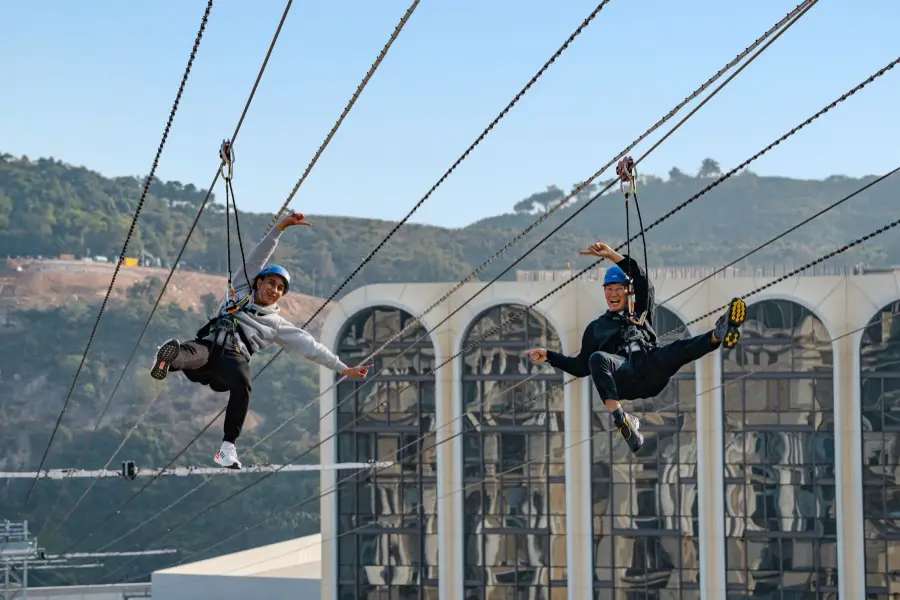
[834,330,865,597]
[566,378,593,600]
[696,351,726,599]
[440,331,464,600]
[319,370,338,600]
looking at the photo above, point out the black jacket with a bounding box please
[546,255,657,377]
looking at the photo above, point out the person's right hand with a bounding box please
[522,348,548,363]
[343,364,373,379]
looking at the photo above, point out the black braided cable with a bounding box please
[22,0,215,509]
[71,0,826,558]
[130,3,823,531]
[46,0,296,551]
[252,0,616,377]
[263,0,422,234]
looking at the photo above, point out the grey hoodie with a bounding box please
[209,226,348,374]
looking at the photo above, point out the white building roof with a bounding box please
[155,533,321,579]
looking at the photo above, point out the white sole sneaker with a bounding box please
[214,450,242,470]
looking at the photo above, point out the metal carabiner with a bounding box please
[219,139,235,181]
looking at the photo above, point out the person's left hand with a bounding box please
[278,211,312,231]
[343,364,373,379]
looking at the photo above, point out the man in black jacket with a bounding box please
[524,241,746,453]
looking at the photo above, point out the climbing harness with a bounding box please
[195,141,254,361]
[615,156,653,360]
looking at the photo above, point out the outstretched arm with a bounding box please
[532,325,598,378]
[274,319,349,374]
[231,212,311,296]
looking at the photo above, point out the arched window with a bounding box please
[721,299,836,597]
[590,306,700,597]
[860,300,900,597]
[334,306,438,600]
[460,304,567,599]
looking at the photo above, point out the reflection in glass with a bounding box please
[722,300,838,598]
[860,300,900,598]
[591,306,700,599]
[335,307,439,599]
[462,304,567,600]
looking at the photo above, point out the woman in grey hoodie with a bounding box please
[149,212,371,469]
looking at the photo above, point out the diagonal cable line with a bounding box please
[97,0,619,539]
[38,0,297,540]
[127,226,900,588]
[232,0,821,491]
[655,165,900,310]
[263,0,421,233]
[23,0,216,509]
[254,0,618,371]
[47,0,420,552]
[78,1,825,550]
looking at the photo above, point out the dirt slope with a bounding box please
[0,258,333,328]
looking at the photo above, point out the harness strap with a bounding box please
[616,156,652,360]
[196,312,254,362]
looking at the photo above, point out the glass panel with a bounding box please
[462,304,567,599]
[336,306,438,592]
[860,300,900,597]
[721,300,838,597]
[591,307,700,598]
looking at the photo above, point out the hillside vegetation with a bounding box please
[0,150,897,584]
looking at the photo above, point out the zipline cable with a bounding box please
[122,57,900,562]
[128,266,900,585]
[40,145,255,540]
[22,0,216,510]
[38,0,297,541]
[79,1,826,552]
[252,0,617,373]
[47,0,420,553]
[654,167,900,310]
[85,2,619,544]
[239,0,821,476]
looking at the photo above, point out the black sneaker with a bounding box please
[617,412,644,453]
[713,297,747,350]
[150,338,180,381]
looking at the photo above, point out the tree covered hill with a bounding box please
[2,152,898,303]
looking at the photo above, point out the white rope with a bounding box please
[0,461,391,480]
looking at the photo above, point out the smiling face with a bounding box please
[603,282,629,312]
[255,274,287,306]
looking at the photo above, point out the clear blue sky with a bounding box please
[3,0,898,228]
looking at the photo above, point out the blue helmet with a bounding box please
[256,265,291,294]
[603,265,630,287]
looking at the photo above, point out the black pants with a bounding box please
[589,331,717,402]
[168,339,252,444]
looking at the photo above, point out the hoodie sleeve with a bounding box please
[231,226,285,297]
[274,318,349,373]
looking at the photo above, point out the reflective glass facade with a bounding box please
[590,306,700,599]
[335,306,439,600]
[860,300,900,599]
[461,304,567,600]
[721,300,838,598]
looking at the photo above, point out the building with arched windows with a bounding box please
[317,268,900,600]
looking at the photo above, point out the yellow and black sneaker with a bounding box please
[616,412,644,453]
[713,297,747,350]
